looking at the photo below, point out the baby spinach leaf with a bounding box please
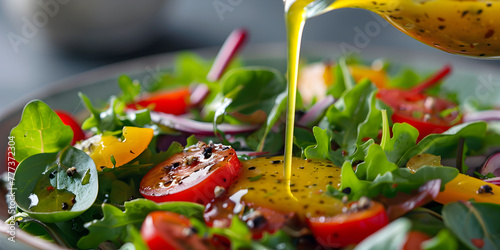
[77,199,204,249]
[354,218,411,250]
[13,146,98,223]
[442,201,500,250]
[10,100,73,162]
[209,67,286,125]
[397,122,487,167]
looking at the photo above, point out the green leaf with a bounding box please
[389,68,422,89]
[442,201,500,250]
[122,224,149,250]
[405,209,445,237]
[80,93,122,133]
[77,199,204,249]
[423,229,459,250]
[257,230,296,250]
[13,147,98,223]
[208,67,286,124]
[118,75,141,103]
[355,218,411,250]
[397,122,487,167]
[304,127,341,165]
[326,79,381,156]
[10,100,73,162]
[356,144,398,181]
[339,161,370,197]
[257,91,287,152]
[384,123,419,163]
[326,63,346,98]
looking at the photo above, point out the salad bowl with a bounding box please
[1,43,500,249]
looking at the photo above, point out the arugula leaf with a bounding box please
[195,216,295,250]
[384,123,419,163]
[13,147,98,223]
[356,144,398,181]
[80,93,122,133]
[304,127,343,166]
[10,100,73,162]
[79,92,153,133]
[326,79,381,156]
[77,199,204,249]
[397,122,487,167]
[118,75,141,104]
[339,161,370,197]
[442,201,500,250]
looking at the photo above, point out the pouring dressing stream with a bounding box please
[283,0,500,197]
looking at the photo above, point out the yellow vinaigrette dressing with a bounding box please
[283,0,500,196]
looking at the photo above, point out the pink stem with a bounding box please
[410,64,452,94]
[206,28,248,82]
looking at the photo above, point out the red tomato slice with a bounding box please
[55,110,86,145]
[141,211,213,250]
[140,143,242,204]
[130,87,190,115]
[204,193,293,239]
[307,200,389,248]
[403,231,432,250]
[377,89,461,141]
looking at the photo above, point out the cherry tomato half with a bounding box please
[140,142,242,205]
[307,200,389,248]
[204,193,293,239]
[403,231,432,250]
[130,87,190,115]
[55,110,86,145]
[141,211,213,250]
[377,89,462,141]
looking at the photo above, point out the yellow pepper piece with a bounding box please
[349,65,388,90]
[89,126,154,170]
[434,173,500,205]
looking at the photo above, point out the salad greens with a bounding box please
[10,100,73,162]
[13,146,98,223]
[4,52,500,249]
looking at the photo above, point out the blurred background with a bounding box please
[0,0,496,113]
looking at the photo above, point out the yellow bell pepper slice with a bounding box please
[89,126,154,170]
[434,173,500,205]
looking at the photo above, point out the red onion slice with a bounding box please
[297,95,335,127]
[484,177,500,186]
[190,84,210,106]
[150,111,259,135]
[480,152,500,177]
[463,110,500,123]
